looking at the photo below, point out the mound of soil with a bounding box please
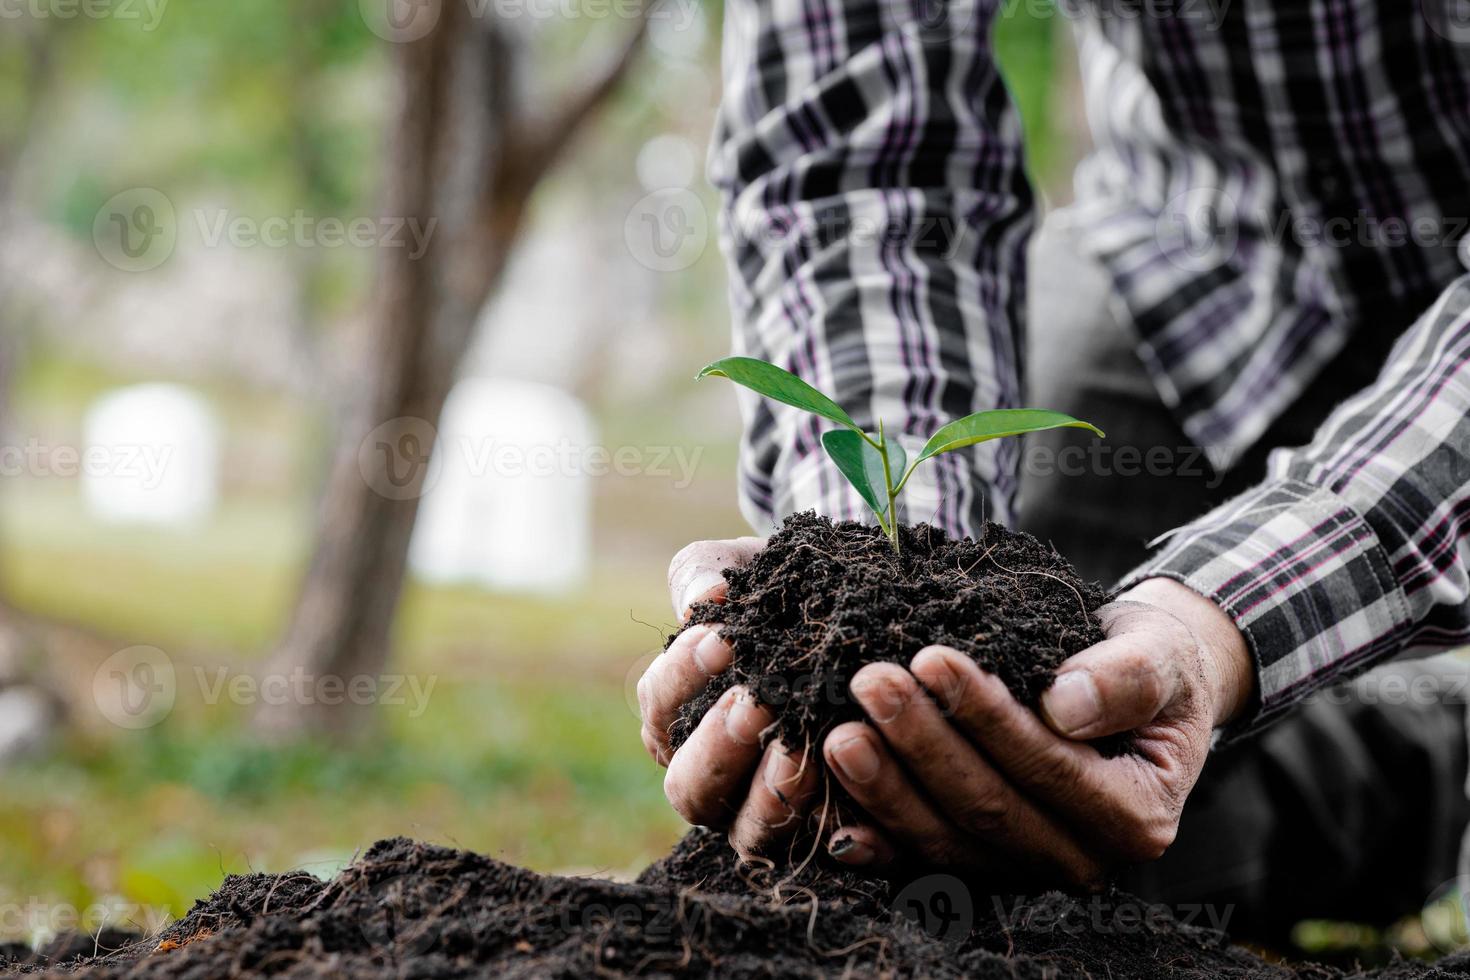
[671,511,1111,755]
[9,831,1467,979]
[9,519,1466,977]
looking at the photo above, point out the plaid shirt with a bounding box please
[709,0,1470,728]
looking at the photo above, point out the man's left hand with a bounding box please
[819,577,1255,887]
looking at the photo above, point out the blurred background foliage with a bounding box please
[0,0,1240,953]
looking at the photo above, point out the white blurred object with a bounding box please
[409,378,594,594]
[0,687,59,764]
[636,134,699,191]
[82,384,220,526]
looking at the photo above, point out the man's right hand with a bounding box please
[640,537,822,859]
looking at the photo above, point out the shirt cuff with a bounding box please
[1120,478,1413,740]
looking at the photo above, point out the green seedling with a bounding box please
[697,356,1105,553]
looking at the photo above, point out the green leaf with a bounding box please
[822,430,907,520]
[917,409,1104,463]
[697,357,860,432]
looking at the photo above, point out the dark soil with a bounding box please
[9,518,1466,977]
[8,831,1466,979]
[671,511,1111,757]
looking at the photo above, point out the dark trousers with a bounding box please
[1017,212,1470,945]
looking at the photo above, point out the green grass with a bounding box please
[1,674,685,936]
[0,383,701,940]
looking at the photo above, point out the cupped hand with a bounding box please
[820,577,1255,887]
[640,537,823,860]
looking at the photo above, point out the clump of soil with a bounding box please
[670,511,1110,754]
[11,832,1468,979]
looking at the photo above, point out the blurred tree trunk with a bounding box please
[256,0,647,737]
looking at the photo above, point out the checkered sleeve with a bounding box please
[1127,275,1470,736]
[708,0,1033,538]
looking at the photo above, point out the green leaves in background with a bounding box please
[916,409,1104,463]
[697,357,859,432]
[821,430,906,521]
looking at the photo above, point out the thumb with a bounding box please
[1039,614,1182,740]
[667,537,765,621]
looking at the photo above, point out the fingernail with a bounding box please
[912,647,962,711]
[763,748,797,800]
[725,692,765,745]
[851,673,910,724]
[1042,671,1102,736]
[829,735,880,784]
[680,571,725,618]
[693,630,731,675]
[829,835,875,865]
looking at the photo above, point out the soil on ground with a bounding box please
[5,832,1465,979]
[7,516,1465,977]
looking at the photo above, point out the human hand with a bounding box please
[819,577,1255,885]
[640,537,823,859]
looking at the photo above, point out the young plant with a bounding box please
[697,356,1104,553]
